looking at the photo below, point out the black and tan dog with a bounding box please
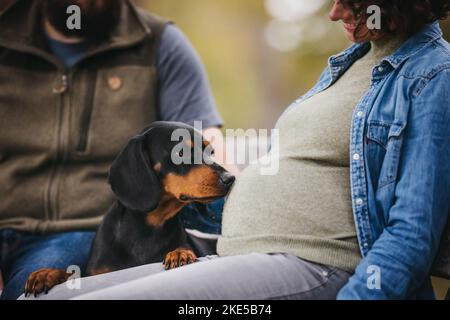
[24,121,235,297]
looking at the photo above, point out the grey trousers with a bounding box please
[20,253,351,300]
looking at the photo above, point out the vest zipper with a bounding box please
[46,73,69,222]
[53,74,69,94]
[77,70,97,152]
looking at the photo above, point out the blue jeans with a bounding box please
[0,229,95,300]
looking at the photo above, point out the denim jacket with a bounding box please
[183,22,450,299]
[280,21,450,299]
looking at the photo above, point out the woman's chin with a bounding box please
[344,27,375,43]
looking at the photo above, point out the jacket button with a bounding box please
[108,76,122,91]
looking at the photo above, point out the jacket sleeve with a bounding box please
[338,69,450,299]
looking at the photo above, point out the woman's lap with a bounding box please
[19,262,165,300]
[65,253,351,300]
[20,253,351,300]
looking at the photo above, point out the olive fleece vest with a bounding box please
[0,0,168,233]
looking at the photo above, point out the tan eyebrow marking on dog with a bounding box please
[162,166,220,199]
[186,139,194,149]
[202,140,211,148]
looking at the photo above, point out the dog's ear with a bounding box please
[108,134,161,212]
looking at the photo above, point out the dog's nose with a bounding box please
[220,173,235,186]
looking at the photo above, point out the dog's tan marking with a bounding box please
[162,165,224,200]
[202,139,211,148]
[146,193,185,228]
[186,139,194,149]
[24,269,71,297]
[164,248,197,270]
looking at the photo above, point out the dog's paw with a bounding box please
[24,269,72,297]
[163,248,197,270]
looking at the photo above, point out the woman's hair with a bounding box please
[340,0,450,36]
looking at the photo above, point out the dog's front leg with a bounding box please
[24,269,72,297]
[163,247,197,270]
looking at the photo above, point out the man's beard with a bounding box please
[42,0,123,42]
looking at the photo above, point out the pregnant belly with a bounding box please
[221,158,355,239]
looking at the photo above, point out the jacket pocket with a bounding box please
[71,66,157,158]
[366,121,406,189]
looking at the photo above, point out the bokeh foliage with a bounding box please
[138,0,450,130]
[1,0,448,130]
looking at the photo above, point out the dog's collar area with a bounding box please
[180,195,224,202]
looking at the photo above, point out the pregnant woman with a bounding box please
[30,0,450,300]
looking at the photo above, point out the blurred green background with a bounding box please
[136,0,450,131]
[1,0,447,130]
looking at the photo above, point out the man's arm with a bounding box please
[156,24,222,129]
[338,70,450,299]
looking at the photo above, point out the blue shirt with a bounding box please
[277,21,450,299]
[46,38,88,69]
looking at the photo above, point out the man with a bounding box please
[0,0,230,300]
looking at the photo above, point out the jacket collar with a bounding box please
[328,21,443,72]
[0,0,152,69]
[381,21,443,69]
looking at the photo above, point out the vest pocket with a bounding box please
[366,121,406,189]
[72,66,157,158]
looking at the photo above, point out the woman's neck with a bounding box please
[369,34,408,62]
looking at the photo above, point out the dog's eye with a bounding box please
[210,149,215,156]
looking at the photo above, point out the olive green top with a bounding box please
[218,37,405,272]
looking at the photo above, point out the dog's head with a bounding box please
[108,121,235,212]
